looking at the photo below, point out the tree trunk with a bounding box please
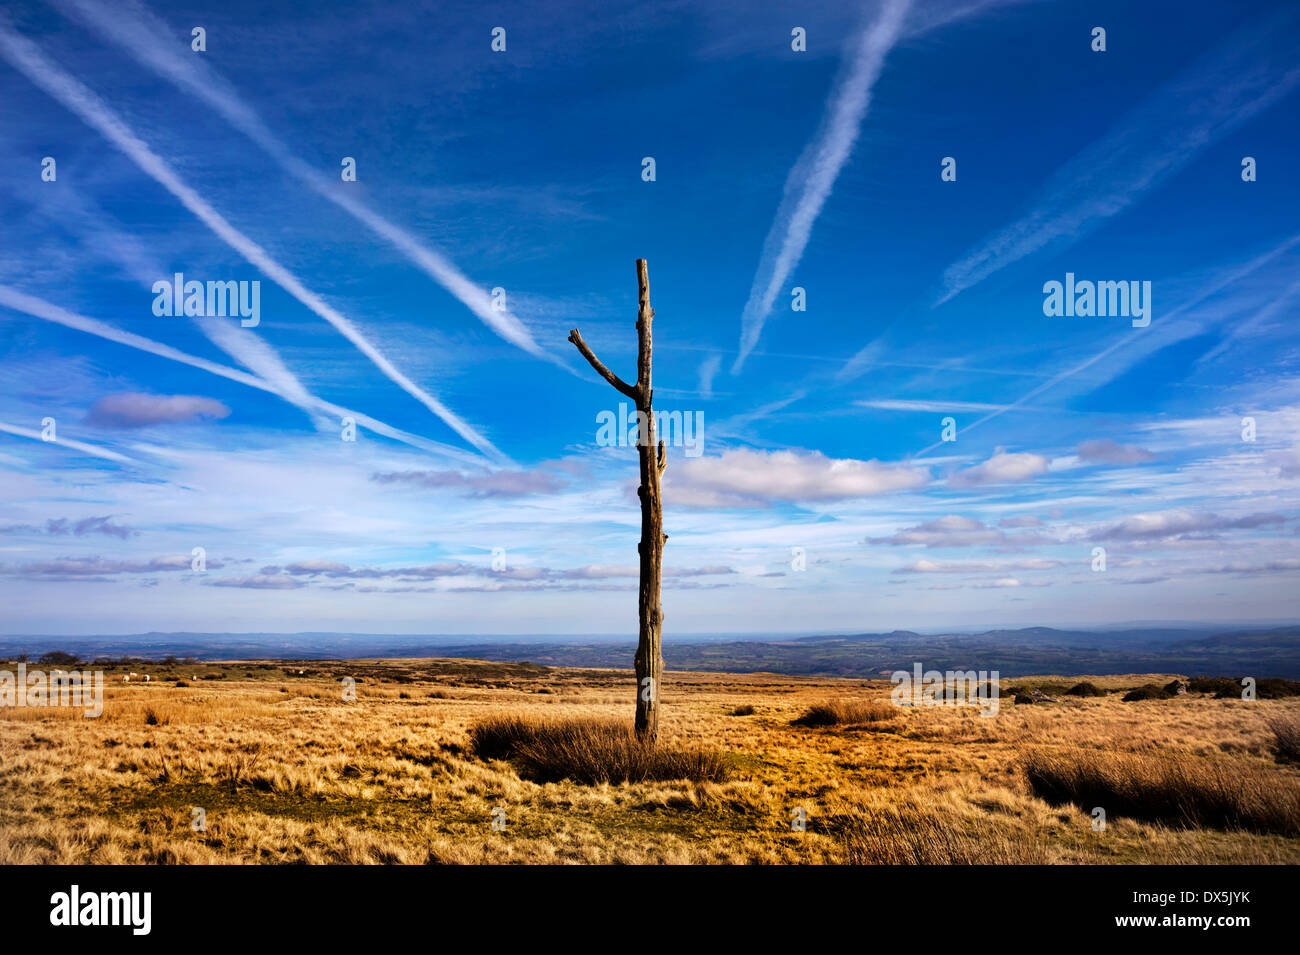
[568,259,665,743]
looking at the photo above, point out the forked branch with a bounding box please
[568,329,639,401]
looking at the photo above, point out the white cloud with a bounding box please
[85,393,229,428]
[1096,508,1287,541]
[870,515,1008,548]
[948,451,1050,487]
[894,557,1063,574]
[670,448,929,506]
[1076,439,1157,465]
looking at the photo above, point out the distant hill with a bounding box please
[2,625,1298,678]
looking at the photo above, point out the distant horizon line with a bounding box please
[4,619,1300,642]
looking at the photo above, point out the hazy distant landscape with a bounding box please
[6,624,1300,678]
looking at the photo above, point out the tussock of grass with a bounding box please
[469,714,729,785]
[1023,748,1300,836]
[1066,682,1105,697]
[1121,683,1169,702]
[793,700,894,727]
[469,714,544,760]
[1267,713,1300,764]
[729,704,756,716]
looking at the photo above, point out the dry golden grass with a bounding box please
[1023,748,1300,835]
[1,658,1298,864]
[793,699,896,727]
[1268,712,1300,764]
[469,713,729,783]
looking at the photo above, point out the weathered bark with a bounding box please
[568,259,665,743]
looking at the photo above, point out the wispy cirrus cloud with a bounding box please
[937,11,1300,303]
[868,515,1016,548]
[209,574,305,590]
[0,554,215,578]
[0,516,136,539]
[1095,509,1287,542]
[697,355,722,399]
[370,468,567,498]
[233,560,736,590]
[858,398,1037,414]
[893,557,1063,573]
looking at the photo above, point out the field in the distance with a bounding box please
[2,658,1298,864]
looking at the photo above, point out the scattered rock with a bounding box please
[1015,689,1058,704]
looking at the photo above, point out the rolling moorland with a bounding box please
[1,654,1299,864]
[3,625,1299,678]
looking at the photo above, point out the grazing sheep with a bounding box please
[122,675,130,682]
[143,674,151,682]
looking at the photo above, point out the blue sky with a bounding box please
[1,0,1298,636]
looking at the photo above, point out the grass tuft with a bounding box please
[1023,748,1300,836]
[793,700,895,727]
[1267,713,1300,764]
[469,714,729,784]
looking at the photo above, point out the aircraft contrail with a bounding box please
[0,285,490,467]
[0,19,508,463]
[733,0,912,373]
[53,0,557,366]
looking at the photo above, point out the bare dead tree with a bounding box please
[568,259,665,743]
